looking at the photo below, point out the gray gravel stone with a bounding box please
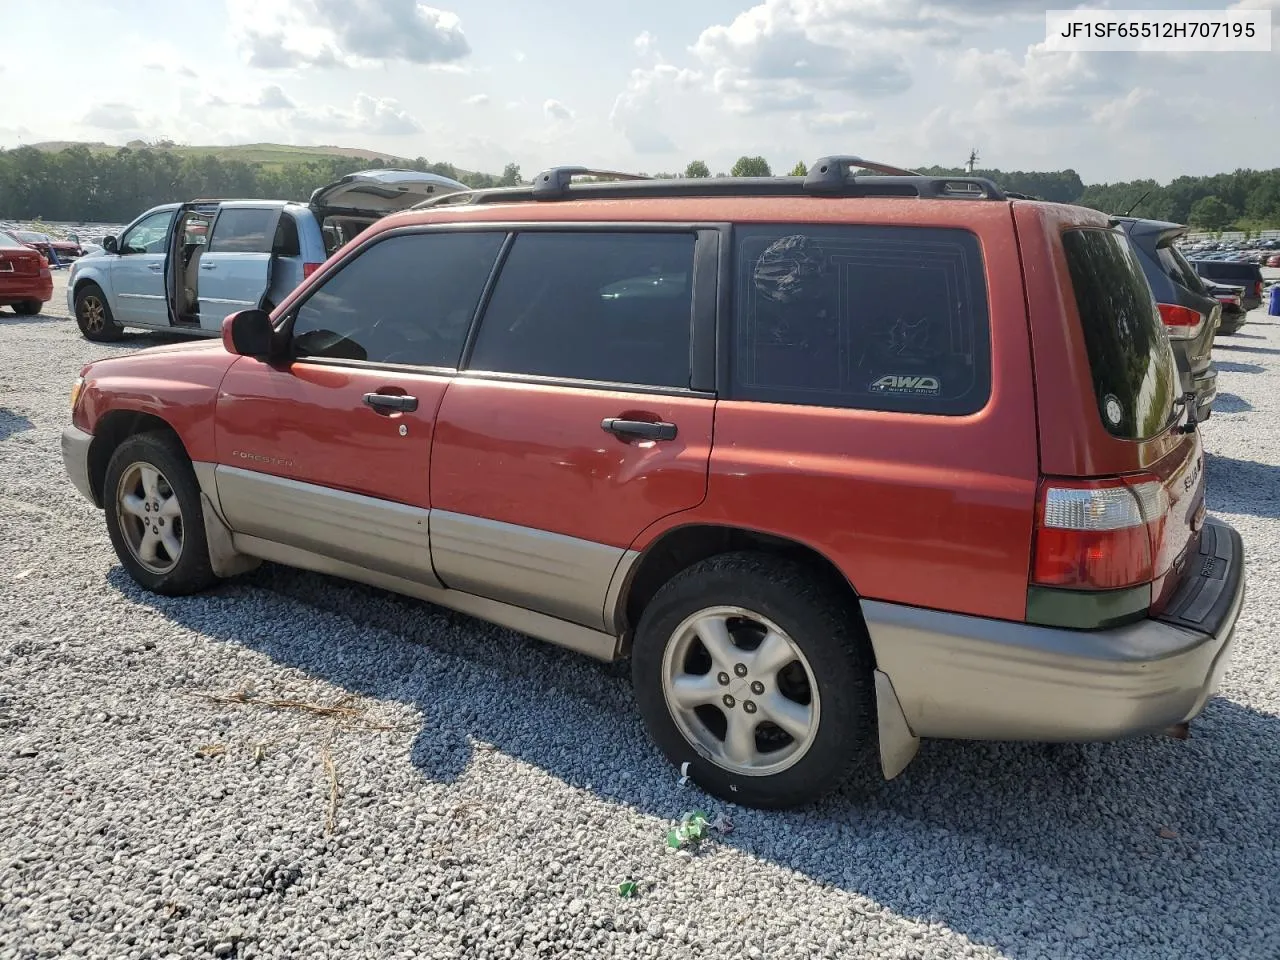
[1,276,1279,959]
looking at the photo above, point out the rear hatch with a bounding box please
[308,168,469,257]
[308,168,469,218]
[1018,208,1205,629]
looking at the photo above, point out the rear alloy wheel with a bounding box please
[13,300,42,316]
[104,433,217,595]
[632,552,877,809]
[75,284,123,341]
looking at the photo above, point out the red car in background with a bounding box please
[8,229,84,265]
[0,230,54,315]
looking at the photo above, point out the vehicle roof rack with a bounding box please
[531,166,652,199]
[408,157,1012,209]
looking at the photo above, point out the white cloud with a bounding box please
[634,31,657,56]
[465,93,490,106]
[543,99,575,122]
[228,0,470,69]
[256,85,296,110]
[81,103,142,131]
[610,63,704,154]
[804,110,875,133]
[291,93,423,135]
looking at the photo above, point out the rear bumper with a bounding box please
[0,275,53,304]
[866,517,1244,742]
[1194,365,1218,416]
[61,424,97,506]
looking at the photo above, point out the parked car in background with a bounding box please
[1200,277,1249,333]
[1190,258,1265,311]
[1114,217,1219,420]
[66,169,469,342]
[1267,253,1280,268]
[0,230,53,315]
[62,159,1243,809]
[6,229,83,265]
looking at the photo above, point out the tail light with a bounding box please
[1157,303,1204,340]
[1032,476,1170,590]
[302,262,324,279]
[1255,280,1264,300]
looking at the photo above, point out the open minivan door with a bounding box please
[165,201,219,329]
[308,169,470,256]
[192,203,284,332]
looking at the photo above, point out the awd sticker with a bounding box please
[870,374,941,395]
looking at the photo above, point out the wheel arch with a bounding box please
[87,409,188,507]
[616,523,869,647]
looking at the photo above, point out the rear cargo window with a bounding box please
[730,225,990,415]
[1061,228,1179,440]
[1156,242,1204,294]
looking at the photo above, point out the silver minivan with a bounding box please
[67,169,468,341]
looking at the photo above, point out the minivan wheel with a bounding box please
[631,552,876,809]
[103,433,217,595]
[75,284,123,341]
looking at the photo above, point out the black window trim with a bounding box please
[720,221,993,415]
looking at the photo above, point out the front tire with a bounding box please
[103,432,217,595]
[631,552,876,809]
[13,300,42,316]
[75,283,123,341]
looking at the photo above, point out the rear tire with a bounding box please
[13,300,42,316]
[103,432,217,596]
[75,283,123,341]
[631,552,877,809]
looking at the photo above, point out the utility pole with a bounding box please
[965,148,979,174]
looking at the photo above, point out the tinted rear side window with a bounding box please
[731,225,990,414]
[1061,228,1179,440]
[210,208,275,253]
[468,232,695,388]
[273,213,301,257]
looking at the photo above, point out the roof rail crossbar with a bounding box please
[804,155,922,191]
[531,166,652,200]
[803,156,1007,201]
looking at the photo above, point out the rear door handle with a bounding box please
[601,417,677,441]
[147,263,163,272]
[363,392,418,413]
[200,263,216,270]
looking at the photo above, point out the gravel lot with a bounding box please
[2,271,1279,960]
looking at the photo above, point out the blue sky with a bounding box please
[1,0,1276,182]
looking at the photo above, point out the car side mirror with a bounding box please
[101,235,118,254]
[222,309,277,360]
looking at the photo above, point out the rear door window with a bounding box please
[1061,228,1179,440]
[467,231,696,389]
[730,225,991,414]
[209,208,276,254]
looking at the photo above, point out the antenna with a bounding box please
[965,148,980,174]
[1122,190,1151,218]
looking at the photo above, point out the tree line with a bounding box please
[2,144,1278,230]
[0,145,522,224]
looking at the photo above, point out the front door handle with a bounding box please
[601,417,677,441]
[200,263,216,270]
[363,392,418,413]
[147,263,163,272]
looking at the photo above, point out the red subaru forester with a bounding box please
[62,159,1244,809]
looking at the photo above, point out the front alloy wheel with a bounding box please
[115,461,185,574]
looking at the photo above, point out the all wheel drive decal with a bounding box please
[869,374,942,395]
